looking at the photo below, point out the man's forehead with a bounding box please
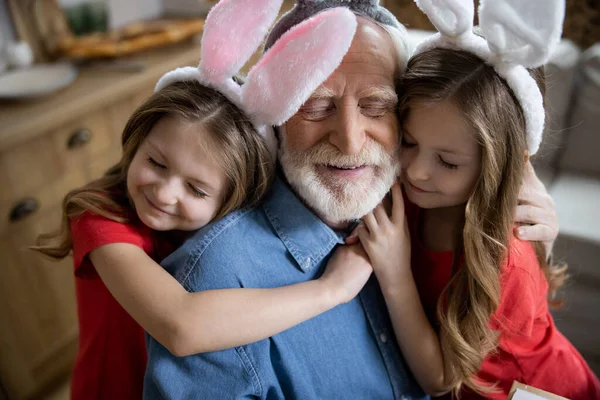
[350,17,394,50]
[301,16,399,101]
[340,17,397,73]
[317,46,397,97]
[355,17,390,42]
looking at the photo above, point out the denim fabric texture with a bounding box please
[143,176,428,400]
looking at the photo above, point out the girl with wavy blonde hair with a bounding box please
[359,47,599,400]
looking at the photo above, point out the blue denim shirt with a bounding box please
[144,177,427,400]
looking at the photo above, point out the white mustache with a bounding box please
[299,140,395,168]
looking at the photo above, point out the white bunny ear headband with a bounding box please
[413,0,565,155]
[155,0,358,157]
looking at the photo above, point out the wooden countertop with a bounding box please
[0,40,201,151]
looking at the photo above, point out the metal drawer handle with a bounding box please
[67,129,92,149]
[9,198,39,222]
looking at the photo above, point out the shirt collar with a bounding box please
[262,176,346,273]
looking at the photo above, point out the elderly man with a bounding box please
[144,2,558,399]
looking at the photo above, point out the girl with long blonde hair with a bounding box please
[357,0,600,398]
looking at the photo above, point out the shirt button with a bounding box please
[379,333,388,343]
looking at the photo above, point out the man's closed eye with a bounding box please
[300,99,335,121]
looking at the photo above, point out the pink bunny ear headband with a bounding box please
[412,0,566,155]
[155,0,358,156]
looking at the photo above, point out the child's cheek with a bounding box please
[136,165,158,187]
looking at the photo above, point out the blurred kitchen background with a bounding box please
[0,0,598,399]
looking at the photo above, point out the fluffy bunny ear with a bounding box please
[242,7,357,126]
[414,0,474,37]
[198,0,283,85]
[479,0,565,67]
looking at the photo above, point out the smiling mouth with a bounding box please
[144,195,173,216]
[326,164,367,170]
[408,181,430,193]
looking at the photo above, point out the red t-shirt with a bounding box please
[405,197,600,400]
[69,212,165,400]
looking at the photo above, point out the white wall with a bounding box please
[106,0,162,29]
[58,0,163,29]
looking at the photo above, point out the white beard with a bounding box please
[279,133,400,224]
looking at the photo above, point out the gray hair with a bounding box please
[374,20,409,76]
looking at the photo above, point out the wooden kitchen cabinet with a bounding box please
[0,41,200,399]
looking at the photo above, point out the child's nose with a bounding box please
[407,154,431,182]
[154,180,179,206]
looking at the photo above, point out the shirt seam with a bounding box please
[173,210,264,396]
[500,340,528,383]
[178,208,253,288]
[74,232,150,269]
[495,261,539,337]
[235,346,263,397]
[359,280,406,399]
[262,201,340,271]
[263,204,302,262]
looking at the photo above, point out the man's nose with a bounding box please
[329,104,366,155]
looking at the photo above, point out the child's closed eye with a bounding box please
[437,156,458,170]
[147,156,166,169]
[400,138,416,148]
[187,183,208,198]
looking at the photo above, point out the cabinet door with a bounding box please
[0,88,155,399]
[0,205,78,400]
[86,93,150,181]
